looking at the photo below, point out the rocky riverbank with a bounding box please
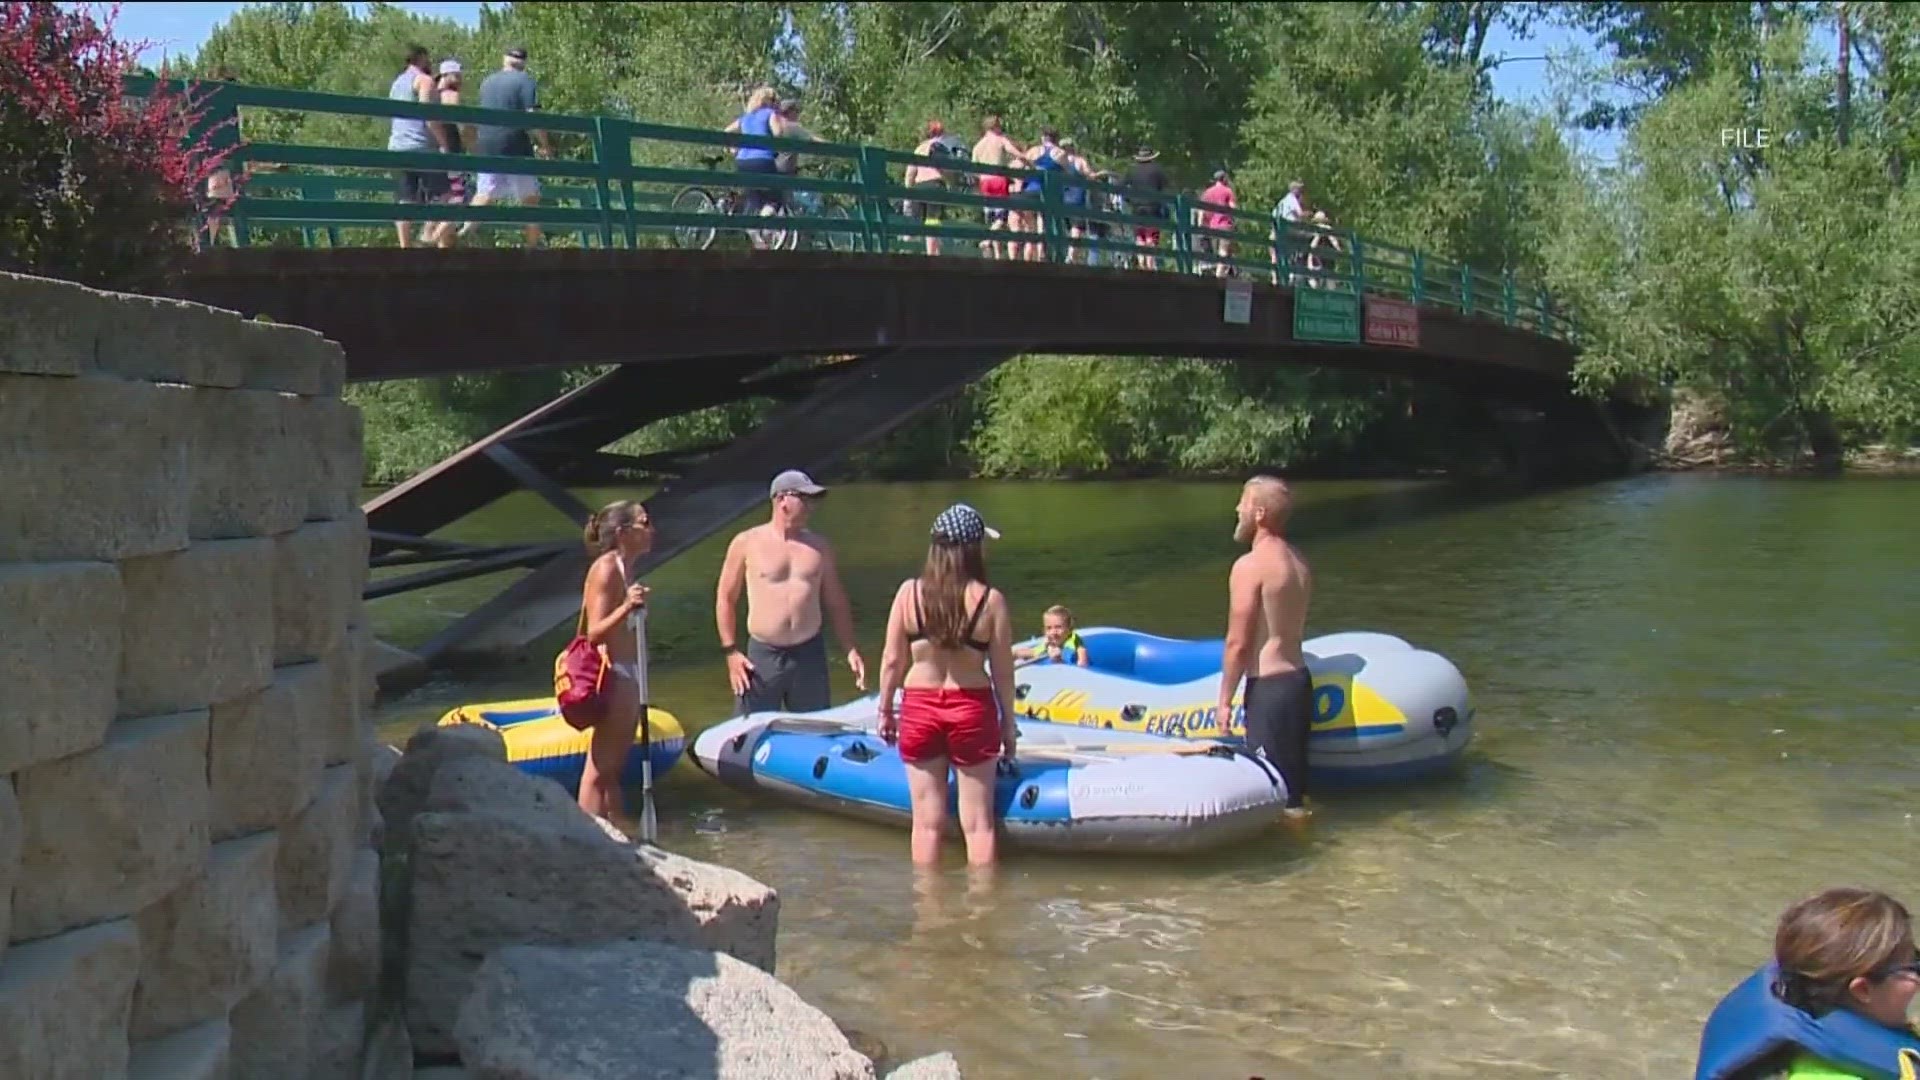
[364,723,961,1079]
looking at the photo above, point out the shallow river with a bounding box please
[373,475,1919,1078]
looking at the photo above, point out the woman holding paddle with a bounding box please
[577,500,655,822]
[876,504,1018,867]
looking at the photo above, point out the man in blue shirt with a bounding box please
[467,46,551,248]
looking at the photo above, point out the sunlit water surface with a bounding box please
[374,475,1920,1078]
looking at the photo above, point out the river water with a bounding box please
[373,475,1919,1078]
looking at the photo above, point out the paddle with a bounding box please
[627,568,658,845]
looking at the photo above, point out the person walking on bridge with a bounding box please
[387,44,450,249]
[716,470,867,714]
[464,46,550,249]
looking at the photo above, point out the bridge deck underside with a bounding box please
[167,249,1577,401]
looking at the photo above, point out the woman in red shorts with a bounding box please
[877,503,1018,867]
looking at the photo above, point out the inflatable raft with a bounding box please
[1011,628,1472,785]
[437,698,685,790]
[692,700,1290,854]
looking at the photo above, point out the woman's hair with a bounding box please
[583,500,644,555]
[1775,887,1914,1016]
[917,540,988,648]
[1045,604,1074,626]
[745,87,777,113]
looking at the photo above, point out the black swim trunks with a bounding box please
[736,633,831,714]
[1243,668,1313,808]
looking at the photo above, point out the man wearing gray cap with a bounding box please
[715,469,866,713]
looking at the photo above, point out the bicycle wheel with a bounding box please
[669,187,719,250]
[759,204,798,252]
[818,203,858,253]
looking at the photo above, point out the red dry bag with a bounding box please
[553,607,610,731]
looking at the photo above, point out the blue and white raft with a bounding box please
[1694,962,1920,1079]
[1011,628,1473,785]
[691,700,1290,854]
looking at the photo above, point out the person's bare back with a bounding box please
[1237,538,1312,677]
[971,130,1017,167]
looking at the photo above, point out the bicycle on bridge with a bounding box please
[669,153,858,253]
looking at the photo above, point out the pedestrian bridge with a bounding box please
[138,76,1597,664]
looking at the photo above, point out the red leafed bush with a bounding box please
[0,2,235,291]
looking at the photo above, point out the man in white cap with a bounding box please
[715,469,866,713]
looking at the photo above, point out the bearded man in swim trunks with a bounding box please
[971,115,1022,260]
[1215,475,1315,817]
[716,470,866,714]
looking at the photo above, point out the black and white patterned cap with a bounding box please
[930,503,1000,544]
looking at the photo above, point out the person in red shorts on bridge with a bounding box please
[877,504,1018,868]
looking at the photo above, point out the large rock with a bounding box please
[0,920,143,1080]
[328,847,380,1005]
[376,722,507,859]
[12,711,210,943]
[131,830,280,1040]
[0,778,17,949]
[456,940,876,1080]
[229,923,331,1079]
[276,764,359,934]
[310,1001,367,1080]
[0,271,102,376]
[0,562,122,775]
[0,373,192,561]
[96,290,248,389]
[208,662,329,841]
[363,1013,414,1080]
[119,538,274,717]
[273,518,365,666]
[405,801,778,1058]
[885,1053,964,1080]
[189,387,309,540]
[129,1017,232,1080]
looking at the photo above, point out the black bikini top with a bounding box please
[906,582,993,652]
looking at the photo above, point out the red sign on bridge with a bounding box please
[1364,296,1420,349]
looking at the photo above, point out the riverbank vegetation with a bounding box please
[25,2,1917,479]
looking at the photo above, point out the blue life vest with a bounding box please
[1695,963,1920,1080]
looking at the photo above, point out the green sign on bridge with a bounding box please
[1293,289,1361,344]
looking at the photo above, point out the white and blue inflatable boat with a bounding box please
[691,700,1291,855]
[1012,628,1473,785]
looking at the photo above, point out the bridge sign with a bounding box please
[1364,296,1420,348]
[1223,280,1252,325]
[1293,289,1360,343]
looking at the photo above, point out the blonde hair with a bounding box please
[1775,887,1914,1016]
[1244,474,1293,532]
[1044,604,1074,626]
[583,500,645,555]
[746,87,777,112]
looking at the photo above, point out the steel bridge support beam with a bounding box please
[413,345,1016,663]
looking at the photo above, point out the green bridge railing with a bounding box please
[131,76,1572,342]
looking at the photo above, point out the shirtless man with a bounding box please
[716,470,867,713]
[971,115,1023,260]
[1215,475,1315,815]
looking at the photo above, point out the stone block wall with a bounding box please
[0,272,375,1080]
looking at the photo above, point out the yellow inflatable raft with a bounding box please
[437,698,685,789]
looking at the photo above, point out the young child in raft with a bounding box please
[1771,886,1920,1078]
[1012,605,1089,666]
